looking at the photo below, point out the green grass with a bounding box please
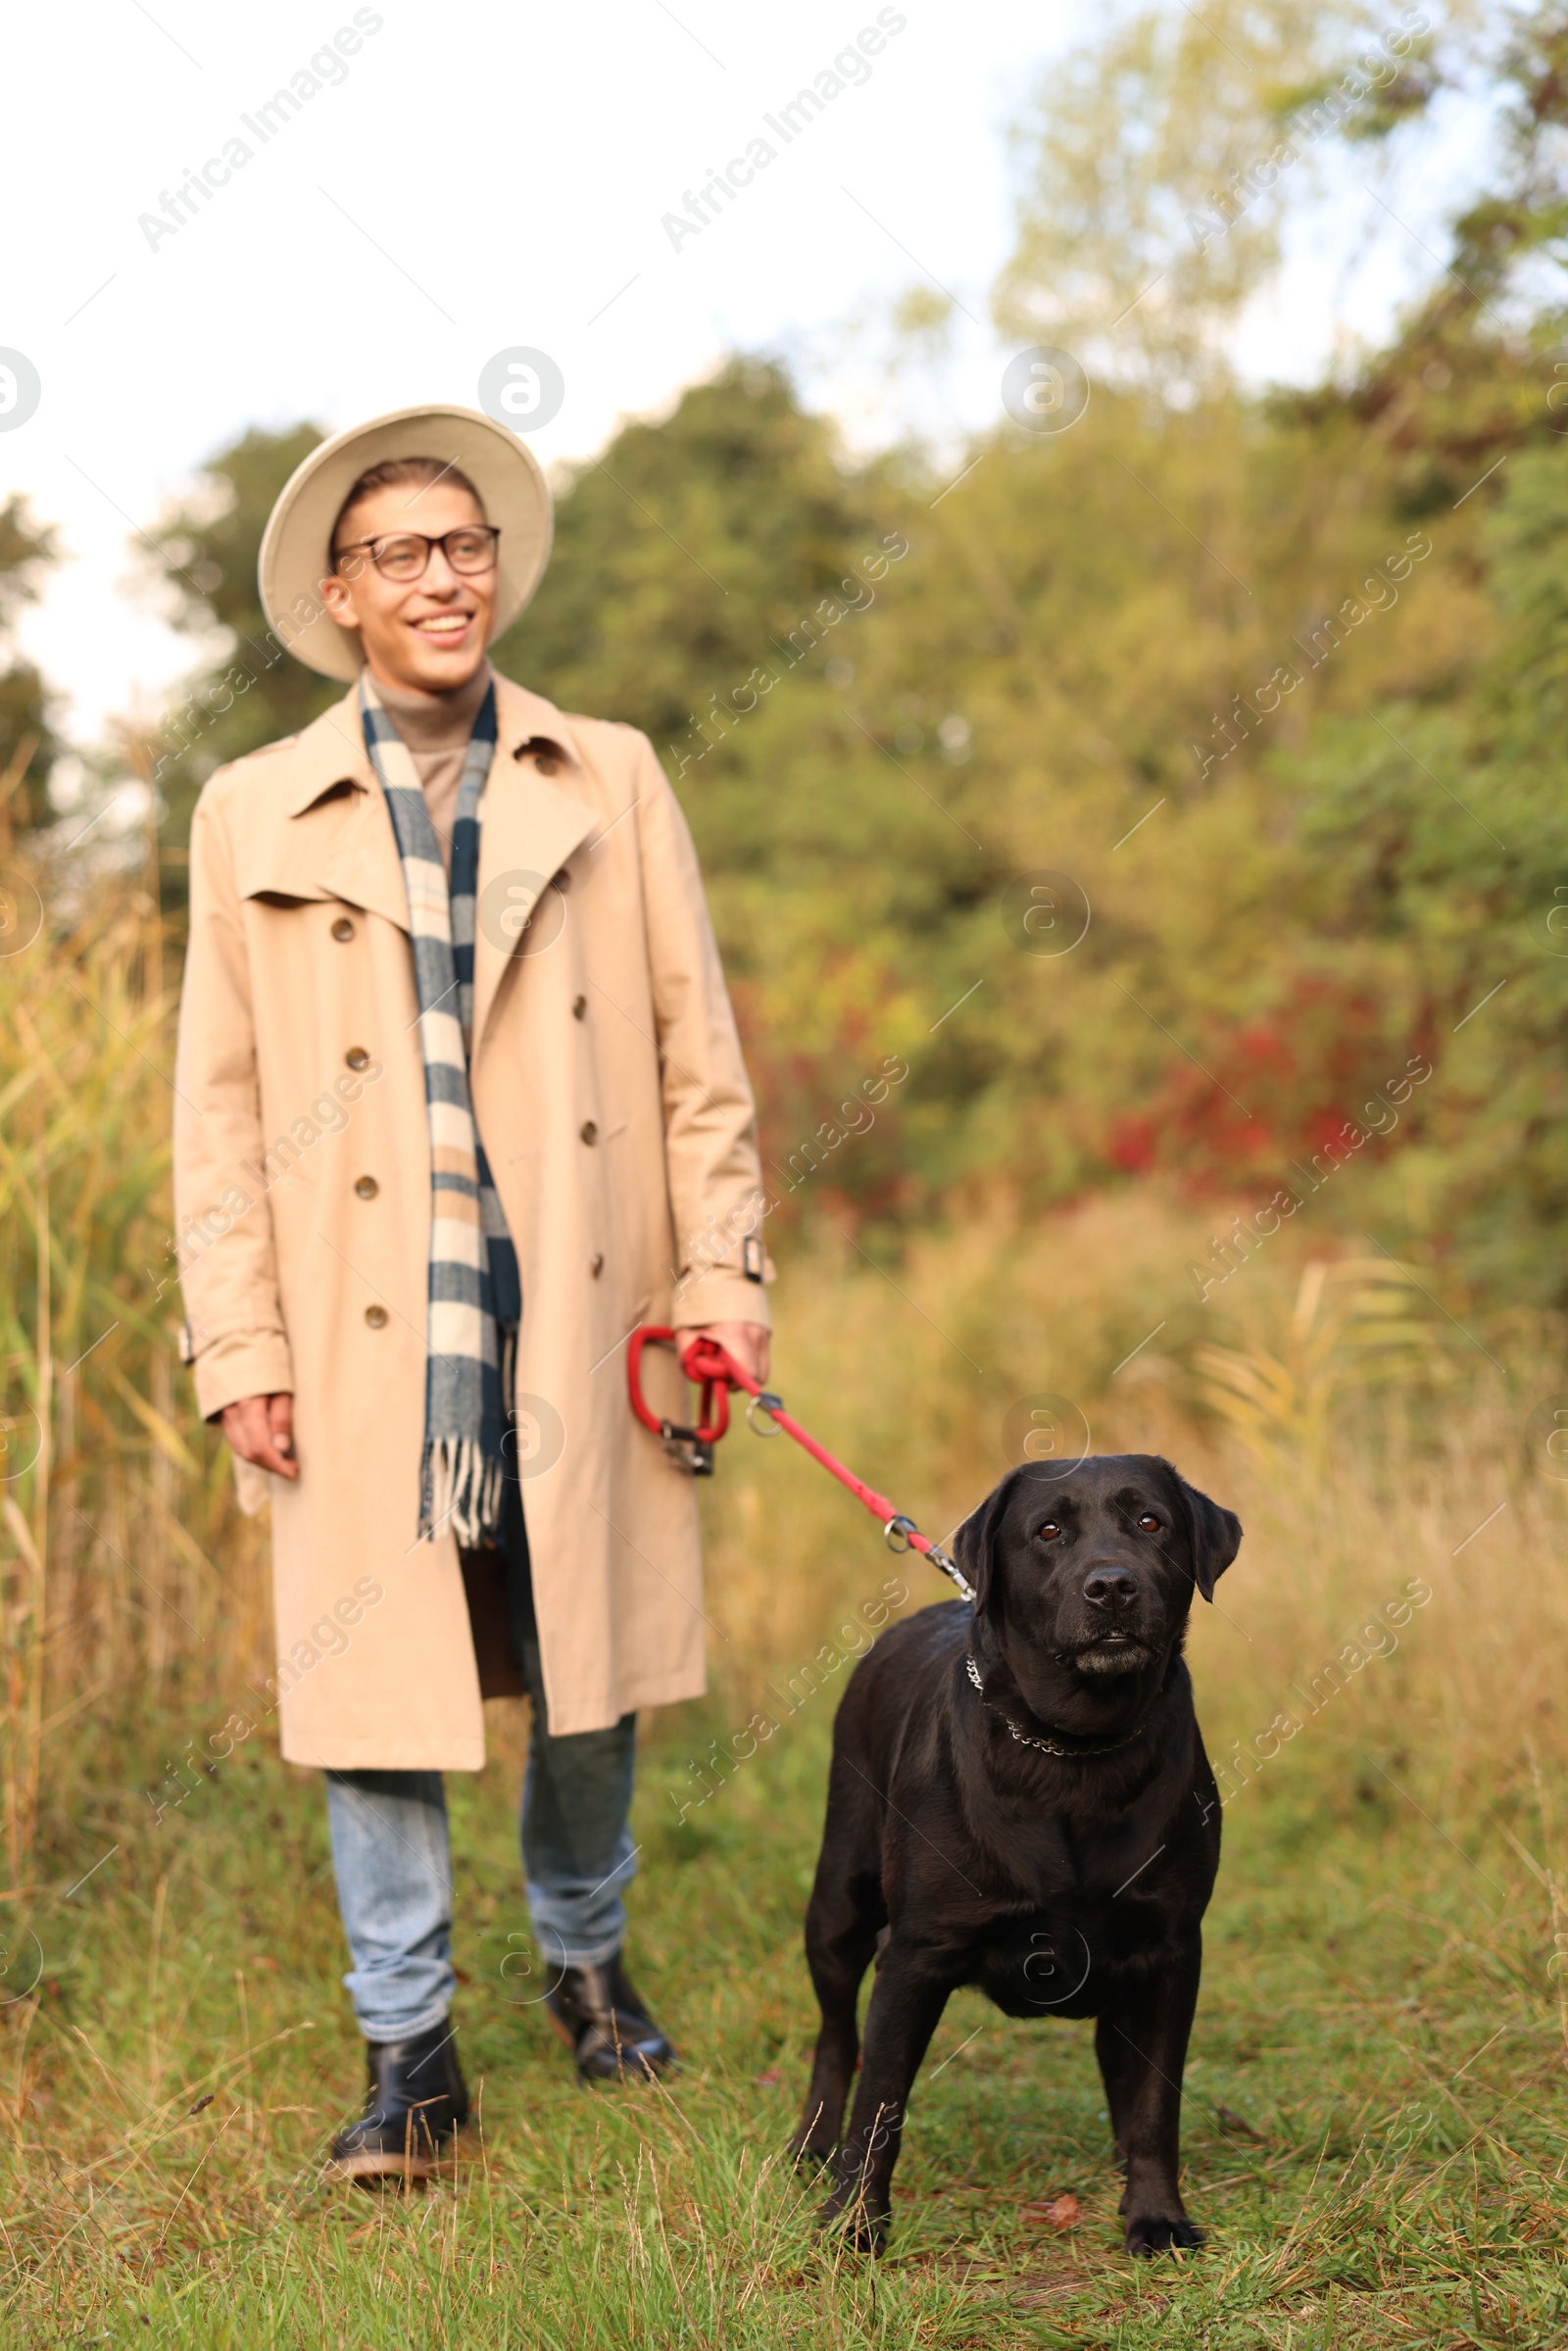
[2,1683,1565,2349]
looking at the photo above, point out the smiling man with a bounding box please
[172,405,771,2180]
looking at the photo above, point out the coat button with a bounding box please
[364,1304,388,1328]
[580,1120,598,1145]
[345,1046,371,1071]
[355,1175,379,1200]
[590,1253,605,1278]
[572,994,587,1020]
[331,915,355,942]
[536,754,559,776]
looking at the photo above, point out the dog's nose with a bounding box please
[1082,1564,1138,1610]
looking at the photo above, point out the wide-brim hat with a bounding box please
[257,403,555,682]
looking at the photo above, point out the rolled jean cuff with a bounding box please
[356,1993,452,2045]
[531,1922,625,1971]
[523,1824,638,1972]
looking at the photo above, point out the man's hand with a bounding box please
[220,1392,299,1479]
[676,1321,770,1388]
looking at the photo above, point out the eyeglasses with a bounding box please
[333,526,502,582]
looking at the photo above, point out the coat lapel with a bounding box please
[300,690,410,933]
[236,688,411,933]
[471,678,596,1051]
[314,787,410,934]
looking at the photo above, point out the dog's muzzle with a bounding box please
[1063,1562,1154,1676]
[1069,1631,1153,1679]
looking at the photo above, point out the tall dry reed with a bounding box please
[0,858,269,1881]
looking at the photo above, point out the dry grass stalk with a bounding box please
[0,857,268,1875]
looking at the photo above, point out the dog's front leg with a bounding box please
[819,1948,950,2255]
[1096,1934,1204,2256]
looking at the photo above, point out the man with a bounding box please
[173,405,771,2180]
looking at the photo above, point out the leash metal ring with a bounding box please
[883,1514,916,1553]
[746,1391,784,1438]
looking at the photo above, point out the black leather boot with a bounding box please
[326,2018,469,2183]
[544,1952,675,2082]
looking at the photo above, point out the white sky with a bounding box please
[2,0,1490,759]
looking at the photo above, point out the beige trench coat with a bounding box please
[173,672,770,1765]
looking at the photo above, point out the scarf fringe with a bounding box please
[421,1436,506,1548]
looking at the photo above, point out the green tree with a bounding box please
[494,358,881,747]
[0,495,59,839]
[1257,2,1568,1298]
[993,0,1445,387]
[138,422,335,854]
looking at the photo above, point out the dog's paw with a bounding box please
[1125,2213,1204,2257]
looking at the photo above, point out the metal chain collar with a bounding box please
[964,1654,1143,1758]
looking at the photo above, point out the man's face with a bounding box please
[321,481,498,693]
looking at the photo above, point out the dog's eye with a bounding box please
[1036,1521,1062,1543]
[1138,1513,1161,1534]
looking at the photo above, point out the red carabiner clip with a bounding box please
[626,1326,731,1473]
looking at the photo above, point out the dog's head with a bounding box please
[954,1454,1241,1724]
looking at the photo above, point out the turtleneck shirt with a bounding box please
[373,661,495,878]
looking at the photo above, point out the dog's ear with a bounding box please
[1178,1474,1243,1600]
[952,1474,1018,1612]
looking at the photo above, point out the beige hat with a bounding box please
[257,403,555,683]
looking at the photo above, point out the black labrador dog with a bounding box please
[792,1454,1241,2255]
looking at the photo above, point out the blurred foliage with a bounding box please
[43,0,1568,1303]
[992,0,1446,386]
[138,422,339,857]
[0,495,59,839]
[494,359,887,744]
[1192,1256,1453,1467]
[0,881,265,1872]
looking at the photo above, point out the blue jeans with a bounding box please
[325,1478,638,2041]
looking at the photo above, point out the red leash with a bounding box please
[626,1325,975,1601]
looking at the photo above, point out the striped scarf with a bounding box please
[359,670,520,1546]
